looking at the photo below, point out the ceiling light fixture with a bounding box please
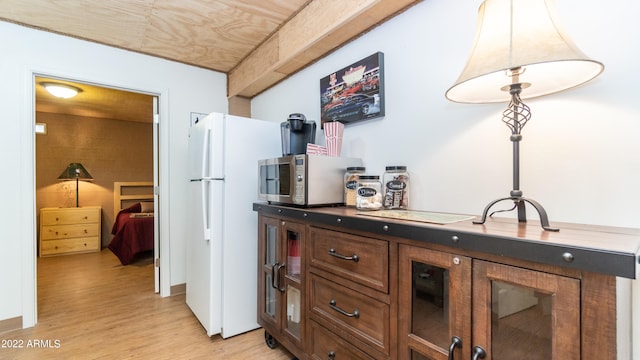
[41,82,82,99]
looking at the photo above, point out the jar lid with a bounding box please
[358,175,379,180]
[346,166,366,171]
[385,166,407,171]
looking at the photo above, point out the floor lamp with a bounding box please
[58,163,94,207]
[445,0,604,232]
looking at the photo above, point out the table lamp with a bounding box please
[445,0,604,231]
[58,163,93,207]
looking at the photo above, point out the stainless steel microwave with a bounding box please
[258,155,363,206]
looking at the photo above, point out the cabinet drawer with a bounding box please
[309,320,376,360]
[309,227,388,292]
[40,223,100,240]
[41,208,100,226]
[40,237,100,256]
[310,274,389,355]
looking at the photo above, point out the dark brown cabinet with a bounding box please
[399,246,471,360]
[472,260,580,359]
[399,245,581,360]
[307,227,395,359]
[258,215,305,359]
[254,204,635,360]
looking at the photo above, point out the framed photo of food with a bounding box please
[320,52,385,127]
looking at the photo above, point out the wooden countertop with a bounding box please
[253,203,640,279]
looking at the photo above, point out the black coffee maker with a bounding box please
[281,113,316,156]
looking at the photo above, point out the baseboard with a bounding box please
[170,283,186,296]
[0,316,22,334]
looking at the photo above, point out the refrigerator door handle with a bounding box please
[202,179,211,241]
[201,128,211,178]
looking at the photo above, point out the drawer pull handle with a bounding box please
[329,299,359,318]
[472,346,486,360]
[328,248,359,262]
[270,262,279,289]
[276,263,285,293]
[271,262,286,293]
[328,351,335,360]
[447,336,462,360]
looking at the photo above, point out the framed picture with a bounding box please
[320,52,385,127]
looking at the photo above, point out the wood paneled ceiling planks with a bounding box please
[1,0,309,74]
[4,0,421,121]
[229,0,421,97]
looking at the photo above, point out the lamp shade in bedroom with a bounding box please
[58,163,93,207]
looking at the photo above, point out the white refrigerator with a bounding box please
[186,112,280,338]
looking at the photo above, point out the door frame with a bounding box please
[152,97,160,293]
[22,68,172,327]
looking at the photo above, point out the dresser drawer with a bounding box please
[39,207,102,257]
[40,236,100,255]
[40,223,100,240]
[309,320,376,360]
[40,207,100,226]
[310,274,389,355]
[309,227,388,292]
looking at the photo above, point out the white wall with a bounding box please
[0,21,228,327]
[253,0,640,228]
[252,0,640,358]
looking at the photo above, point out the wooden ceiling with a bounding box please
[2,0,420,98]
[6,0,421,122]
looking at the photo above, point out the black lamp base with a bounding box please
[472,83,559,232]
[473,195,559,232]
[75,177,80,207]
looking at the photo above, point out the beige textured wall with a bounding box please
[35,112,153,247]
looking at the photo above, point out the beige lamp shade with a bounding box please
[445,0,604,103]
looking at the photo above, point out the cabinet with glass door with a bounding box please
[399,245,581,360]
[258,215,305,359]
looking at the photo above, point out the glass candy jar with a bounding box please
[356,175,383,211]
[383,166,409,209]
[344,166,366,207]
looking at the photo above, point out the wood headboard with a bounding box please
[113,181,154,218]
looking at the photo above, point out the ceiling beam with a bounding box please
[228,0,421,99]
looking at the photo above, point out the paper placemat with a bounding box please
[356,210,474,225]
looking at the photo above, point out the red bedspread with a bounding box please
[108,203,154,265]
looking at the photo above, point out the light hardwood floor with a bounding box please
[1,250,294,360]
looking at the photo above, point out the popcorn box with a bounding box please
[324,121,344,157]
[306,143,328,155]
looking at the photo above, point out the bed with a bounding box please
[108,182,155,265]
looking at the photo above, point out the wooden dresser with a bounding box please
[39,206,102,256]
[308,227,392,359]
[254,203,640,360]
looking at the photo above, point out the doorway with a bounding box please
[34,75,161,311]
